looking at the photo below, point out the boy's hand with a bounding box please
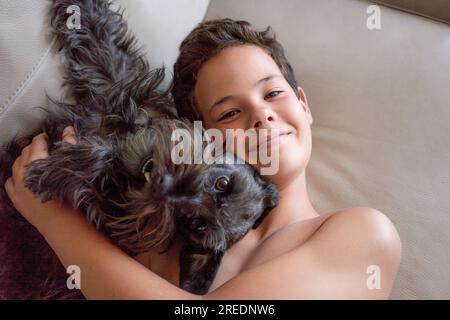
[4,126,77,231]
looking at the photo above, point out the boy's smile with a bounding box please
[194,44,314,187]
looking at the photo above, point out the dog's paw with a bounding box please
[179,247,224,295]
[180,278,209,295]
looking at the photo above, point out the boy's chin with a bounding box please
[257,152,308,183]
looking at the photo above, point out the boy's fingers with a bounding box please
[30,133,49,161]
[62,126,77,144]
[12,155,20,178]
[18,145,31,171]
[4,177,13,196]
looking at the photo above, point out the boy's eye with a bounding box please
[265,90,283,99]
[218,110,239,121]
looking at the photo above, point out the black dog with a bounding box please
[0,0,279,296]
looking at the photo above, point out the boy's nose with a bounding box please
[251,107,277,129]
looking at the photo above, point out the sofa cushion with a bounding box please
[373,0,450,24]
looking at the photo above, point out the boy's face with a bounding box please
[194,44,313,186]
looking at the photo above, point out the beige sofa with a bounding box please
[0,0,449,299]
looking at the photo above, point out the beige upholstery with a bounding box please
[1,0,448,299]
[0,0,62,146]
[373,0,450,24]
[0,0,210,145]
[205,0,450,299]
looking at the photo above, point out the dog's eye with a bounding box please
[214,176,230,193]
[141,157,153,182]
[189,217,207,232]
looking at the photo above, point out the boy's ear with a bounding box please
[297,86,313,125]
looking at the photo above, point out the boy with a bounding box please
[5,19,401,299]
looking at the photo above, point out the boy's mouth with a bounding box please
[249,130,293,153]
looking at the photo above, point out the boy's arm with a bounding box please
[28,202,401,300]
[37,201,199,300]
[10,197,400,300]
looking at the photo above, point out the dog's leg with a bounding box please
[23,136,117,228]
[50,0,172,116]
[179,246,225,295]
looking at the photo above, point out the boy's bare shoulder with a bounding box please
[296,207,402,297]
[292,206,402,264]
[308,207,402,253]
[290,206,401,252]
[247,206,401,282]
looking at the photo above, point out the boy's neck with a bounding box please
[254,170,320,242]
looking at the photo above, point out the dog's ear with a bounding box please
[262,181,279,209]
[251,171,280,229]
[50,0,169,112]
[23,136,117,228]
[179,246,224,295]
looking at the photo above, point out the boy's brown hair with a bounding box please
[171,18,299,121]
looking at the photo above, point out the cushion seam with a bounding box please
[0,35,57,120]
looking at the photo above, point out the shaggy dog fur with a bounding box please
[0,0,279,298]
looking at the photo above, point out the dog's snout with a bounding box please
[150,173,174,198]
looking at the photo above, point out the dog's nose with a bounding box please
[151,173,174,199]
